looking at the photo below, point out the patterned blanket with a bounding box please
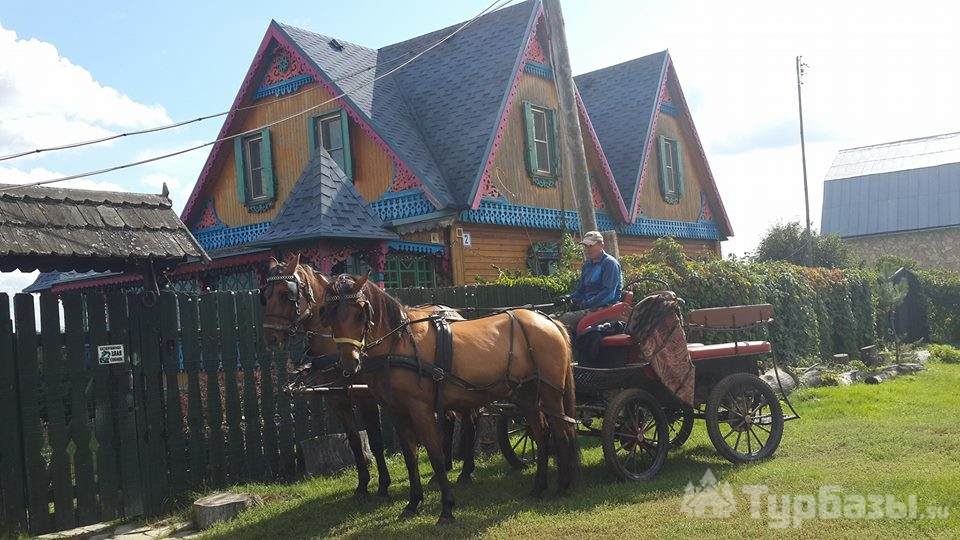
[626,291,696,405]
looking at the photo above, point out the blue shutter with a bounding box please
[234,137,247,204]
[260,129,276,200]
[339,109,353,180]
[522,101,538,175]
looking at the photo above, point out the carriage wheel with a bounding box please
[666,406,695,450]
[497,410,538,470]
[706,373,784,463]
[601,389,669,481]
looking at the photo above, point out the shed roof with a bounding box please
[0,184,207,273]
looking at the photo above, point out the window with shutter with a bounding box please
[309,109,353,180]
[657,135,684,204]
[523,101,559,187]
[234,129,276,210]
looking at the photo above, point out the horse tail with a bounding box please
[563,355,580,484]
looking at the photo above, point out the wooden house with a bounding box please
[27,0,732,294]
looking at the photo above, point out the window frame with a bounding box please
[242,134,268,201]
[383,254,436,289]
[657,135,684,204]
[523,101,560,185]
[234,128,276,209]
[308,108,353,180]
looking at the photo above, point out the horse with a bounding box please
[318,272,578,524]
[260,256,477,498]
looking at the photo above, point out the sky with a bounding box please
[1,0,959,299]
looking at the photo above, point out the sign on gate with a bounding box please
[98,344,126,364]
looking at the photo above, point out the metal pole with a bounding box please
[796,56,813,266]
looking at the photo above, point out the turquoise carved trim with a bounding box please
[194,222,271,251]
[524,61,553,79]
[460,200,722,240]
[531,175,557,188]
[388,240,445,256]
[254,74,313,100]
[371,190,436,222]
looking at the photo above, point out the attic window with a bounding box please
[329,39,344,51]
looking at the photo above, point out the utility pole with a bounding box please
[544,0,598,234]
[796,55,813,266]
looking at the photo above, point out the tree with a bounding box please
[752,221,853,268]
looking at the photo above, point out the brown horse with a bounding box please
[261,256,477,497]
[319,273,578,524]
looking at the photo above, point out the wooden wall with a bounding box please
[203,81,394,228]
[617,235,720,258]
[636,85,710,223]
[454,223,564,284]
[487,72,578,210]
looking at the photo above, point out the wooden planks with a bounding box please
[179,294,207,489]
[217,292,246,483]
[200,294,226,487]
[0,294,27,531]
[106,292,143,517]
[160,293,188,501]
[87,293,121,522]
[236,292,264,481]
[40,294,72,531]
[62,294,97,525]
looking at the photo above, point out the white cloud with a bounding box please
[0,165,127,192]
[0,21,172,155]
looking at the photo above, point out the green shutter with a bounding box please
[522,101,538,175]
[546,108,559,176]
[234,137,247,204]
[657,135,670,199]
[673,140,685,198]
[339,109,353,180]
[260,129,275,200]
[307,116,317,158]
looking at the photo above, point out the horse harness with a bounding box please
[262,271,316,336]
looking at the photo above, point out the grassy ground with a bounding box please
[183,363,959,539]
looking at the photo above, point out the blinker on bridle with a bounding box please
[262,272,316,336]
[325,289,373,374]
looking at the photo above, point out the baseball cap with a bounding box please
[580,231,604,246]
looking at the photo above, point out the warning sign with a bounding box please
[98,344,126,365]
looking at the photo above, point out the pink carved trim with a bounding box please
[575,90,629,221]
[182,23,440,222]
[194,199,221,229]
[524,32,547,63]
[389,162,422,192]
[478,173,503,199]
[632,74,668,221]
[699,191,713,222]
[262,44,306,86]
[591,184,605,209]
[470,4,544,209]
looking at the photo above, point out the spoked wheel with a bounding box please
[665,406,695,450]
[706,373,784,463]
[601,389,669,481]
[497,410,538,470]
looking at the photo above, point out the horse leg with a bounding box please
[358,399,391,498]
[332,397,371,499]
[517,398,549,498]
[408,404,456,524]
[456,409,476,484]
[395,415,424,519]
[442,412,455,472]
[542,389,575,496]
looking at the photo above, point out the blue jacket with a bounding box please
[570,252,622,310]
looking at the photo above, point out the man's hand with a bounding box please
[554,295,571,306]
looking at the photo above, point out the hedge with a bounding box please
[489,237,960,362]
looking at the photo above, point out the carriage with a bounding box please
[497,279,798,481]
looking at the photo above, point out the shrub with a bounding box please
[928,344,960,364]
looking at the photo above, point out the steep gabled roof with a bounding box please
[575,52,732,236]
[252,148,397,246]
[575,51,668,219]
[821,132,960,237]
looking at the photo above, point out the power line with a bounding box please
[0,49,424,163]
[0,0,512,175]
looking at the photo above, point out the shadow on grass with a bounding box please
[206,440,742,539]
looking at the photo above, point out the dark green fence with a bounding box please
[0,284,553,535]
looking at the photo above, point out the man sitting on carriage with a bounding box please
[558,230,623,336]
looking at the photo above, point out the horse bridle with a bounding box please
[325,289,375,375]
[262,271,316,336]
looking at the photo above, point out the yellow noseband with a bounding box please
[333,336,366,349]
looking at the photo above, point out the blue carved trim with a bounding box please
[254,74,313,100]
[531,174,557,188]
[459,201,722,240]
[247,200,275,213]
[371,190,436,222]
[388,241,445,256]
[194,222,271,251]
[524,61,553,79]
[660,101,678,117]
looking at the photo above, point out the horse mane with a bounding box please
[330,274,408,331]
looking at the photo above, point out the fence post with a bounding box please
[160,292,188,502]
[199,294,226,487]
[39,294,72,531]
[62,293,97,524]
[178,294,206,490]
[235,292,264,481]
[87,292,121,522]
[0,294,27,532]
[216,292,246,484]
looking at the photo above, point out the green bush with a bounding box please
[928,344,960,364]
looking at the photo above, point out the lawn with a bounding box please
[180,362,959,539]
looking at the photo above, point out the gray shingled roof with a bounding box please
[821,133,960,237]
[575,51,668,214]
[252,148,398,246]
[0,184,207,273]
[278,0,537,206]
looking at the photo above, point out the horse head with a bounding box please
[260,253,329,351]
[321,273,381,377]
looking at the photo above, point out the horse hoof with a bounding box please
[436,515,456,525]
[398,506,419,520]
[456,473,472,485]
[377,488,390,499]
[353,489,370,500]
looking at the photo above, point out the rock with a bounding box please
[798,365,825,387]
[837,370,864,386]
[300,431,372,477]
[895,362,925,374]
[192,492,262,530]
[760,367,797,396]
[37,521,115,539]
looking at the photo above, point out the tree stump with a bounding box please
[760,367,797,396]
[192,492,262,530]
[300,431,372,477]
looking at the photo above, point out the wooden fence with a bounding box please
[0,284,553,535]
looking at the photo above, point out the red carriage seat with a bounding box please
[687,341,771,361]
[575,291,634,335]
